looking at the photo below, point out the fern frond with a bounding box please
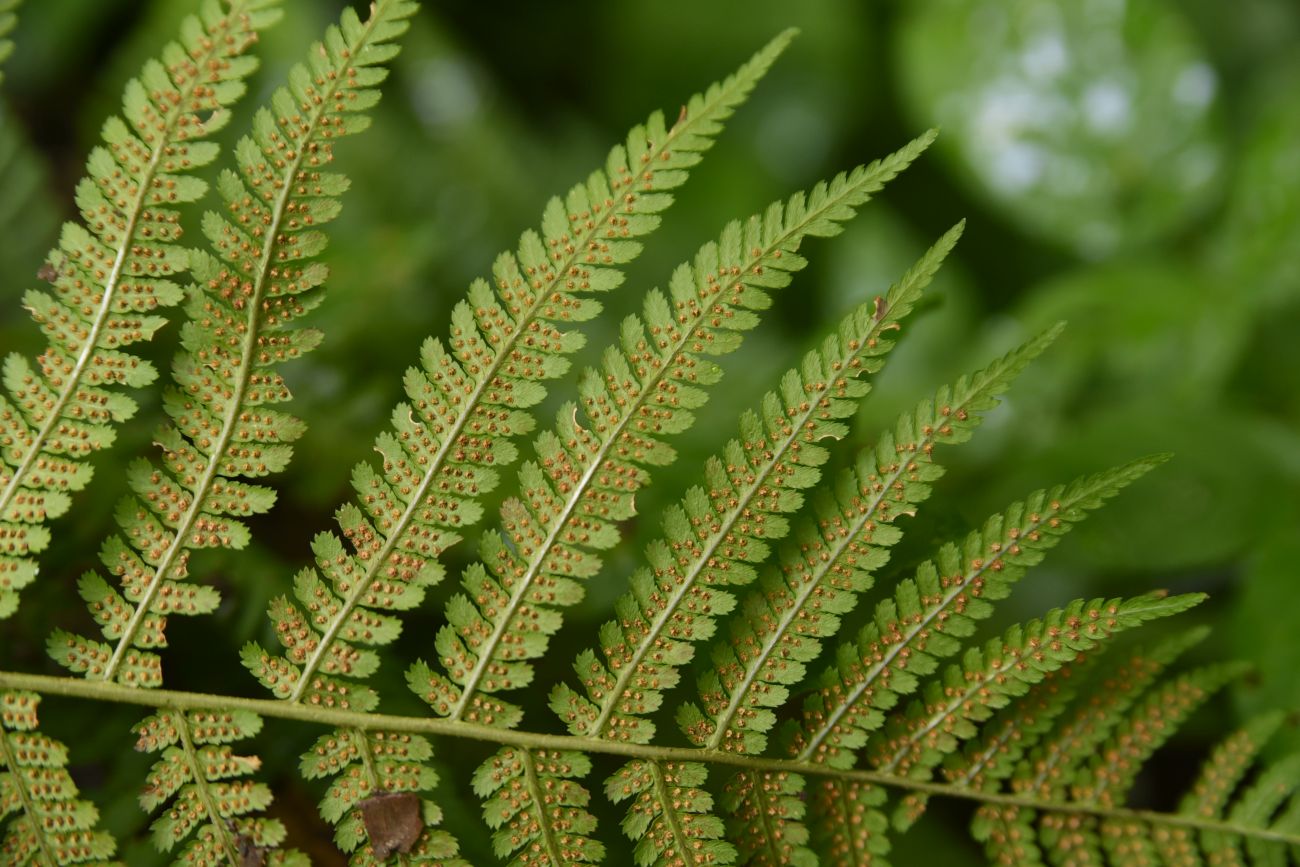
[789,456,1170,770]
[722,770,816,867]
[411,137,934,865]
[1156,711,1285,865]
[0,0,281,620]
[238,29,793,864]
[607,760,734,867]
[865,593,1205,780]
[553,222,964,745]
[971,630,1206,864]
[133,708,304,866]
[0,691,119,866]
[244,26,795,712]
[679,325,1059,760]
[47,0,412,693]
[414,134,935,732]
[474,748,604,866]
[808,778,890,866]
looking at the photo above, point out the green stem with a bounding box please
[4,670,1296,849]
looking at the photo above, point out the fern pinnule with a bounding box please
[1155,711,1285,863]
[553,221,964,746]
[414,132,937,734]
[0,691,119,866]
[971,629,1206,864]
[133,708,305,866]
[864,593,1208,780]
[606,760,733,867]
[680,324,1060,759]
[0,0,281,621]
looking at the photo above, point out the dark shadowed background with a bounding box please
[1,0,1297,862]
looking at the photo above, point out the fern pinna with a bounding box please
[0,0,279,619]
[0,10,1297,867]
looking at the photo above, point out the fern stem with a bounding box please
[175,710,243,866]
[288,71,743,704]
[0,0,254,538]
[452,156,914,722]
[102,5,363,685]
[6,670,1297,848]
[0,713,60,867]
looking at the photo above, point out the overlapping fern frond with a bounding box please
[401,134,933,863]
[0,0,281,619]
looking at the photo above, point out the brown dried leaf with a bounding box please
[358,791,423,860]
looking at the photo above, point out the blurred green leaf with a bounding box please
[897,0,1224,256]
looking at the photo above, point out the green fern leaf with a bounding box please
[722,770,816,867]
[0,691,120,866]
[1156,712,1285,864]
[789,455,1172,770]
[410,135,931,865]
[133,708,304,866]
[0,0,281,620]
[971,629,1206,864]
[241,26,791,865]
[48,0,408,691]
[680,325,1060,760]
[553,222,964,746]
[413,133,935,732]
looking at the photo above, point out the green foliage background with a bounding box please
[0,0,1296,863]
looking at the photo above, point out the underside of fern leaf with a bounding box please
[240,26,795,865]
[0,14,1296,867]
[0,0,281,619]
